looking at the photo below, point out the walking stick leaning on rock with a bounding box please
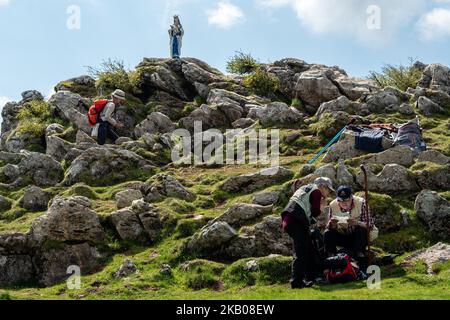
[360,164,373,267]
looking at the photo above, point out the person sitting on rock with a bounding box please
[92,89,125,145]
[324,186,378,261]
[281,177,335,289]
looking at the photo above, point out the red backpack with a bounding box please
[324,254,358,284]
[88,99,109,126]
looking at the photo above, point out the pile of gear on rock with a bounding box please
[348,117,427,156]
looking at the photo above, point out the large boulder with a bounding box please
[179,104,228,133]
[220,166,294,194]
[185,222,238,256]
[21,185,52,212]
[0,233,34,286]
[64,147,154,186]
[415,164,450,190]
[417,64,450,94]
[35,243,104,287]
[134,112,176,139]
[46,135,73,162]
[207,204,273,229]
[115,189,143,209]
[16,152,64,187]
[417,150,450,165]
[415,190,450,240]
[294,69,341,109]
[416,96,445,116]
[145,174,196,203]
[225,216,292,260]
[54,75,97,97]
[252,191,280,206]
[48,91,92,133]
[29,196,105,244]
[0,195,12,212]
[247,102,303,127]
[356,164,419,193]
[353,146,414,168]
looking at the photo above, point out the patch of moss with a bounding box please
[175,217,211,239]
[181,259,226,291]
[62,183,98,200]
[222,255,292,286]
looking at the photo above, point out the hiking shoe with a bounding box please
[291,280,314,289]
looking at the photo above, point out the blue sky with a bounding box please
[1,0,450,108]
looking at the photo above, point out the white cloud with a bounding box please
[417,8,450,41]
[256,0,429,45]
[207,1,246,29]
[0,0,10,7]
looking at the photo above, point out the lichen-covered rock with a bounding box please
[21,185,52,212]
[354,146,414,168]
[415,164,450,190]
[48,91,92,133]
[0,254,34,286]
[115,189,143,209]
[247,102,303,127]
[35,243,104,287]
[221,166,294,194]
[16,152,64,187]
[252,192,280,206]
[54,75,97,97]
[416,96,445,116]
[356,164,419,193]
[179,104,228,133]
[417,151,450,165]
[29,196,105,244]
[134,112,176,139]
[417,63,450,94]
[64,147,154,186]
[207,204,273,229]
[146,174,196,202]
[415,190,450,240]
[108,208,146,242]
[131,199,163,242]
[0,195,12,212]
[46,135,73,162]
[186,222,238,256]
[115,259,138,278]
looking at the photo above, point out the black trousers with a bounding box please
[283,202,316,284]
[324,226,368,256]
[98,121,120,146]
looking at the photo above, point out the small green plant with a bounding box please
[368,58,422,91]
[291,98,303,109]
[243,67,280,97]
[87,59,133,93]
[16,100,58,137]
[226,52,260,75]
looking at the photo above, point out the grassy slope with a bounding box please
[0,112,449,300]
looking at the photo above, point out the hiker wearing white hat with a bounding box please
[92,89,126,145]
[281,177,335,289]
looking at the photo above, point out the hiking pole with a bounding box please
[308,118,357,165]
[360,164,372,267]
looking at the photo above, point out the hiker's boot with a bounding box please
[291,280,314,289]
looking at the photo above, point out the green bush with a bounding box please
[226,52,259,75]
[87,59,133,93]
[368,58,422,91]
[16,100,58,138]
[243,67,280,97]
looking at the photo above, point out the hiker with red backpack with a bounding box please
[89,89,126,145]
[281,177,335,289]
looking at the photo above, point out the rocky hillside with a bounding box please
[0,57,449,299]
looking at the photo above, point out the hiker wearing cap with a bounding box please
[324,186,378,259]
[281,177,335,289]
[92,89,126,145]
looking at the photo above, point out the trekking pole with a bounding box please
[360,164,372,266]
[308,118,357,165]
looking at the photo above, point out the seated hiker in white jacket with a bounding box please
[324,186,378,259]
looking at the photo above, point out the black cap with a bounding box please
[337,186,353,202]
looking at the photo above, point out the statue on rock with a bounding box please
[169,15,184,59]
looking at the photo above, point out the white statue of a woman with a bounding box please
[169,15,184,59]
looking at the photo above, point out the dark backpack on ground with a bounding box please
[324,253,358,284]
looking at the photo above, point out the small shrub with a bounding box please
[226,52,259,75]
[243,67,280,97]
[16,100,58,137]
[87,59,133,93]
[368,58,422,91]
